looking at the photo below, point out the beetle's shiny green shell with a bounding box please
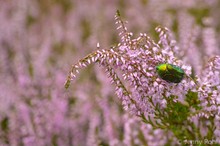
[156,64,184,83]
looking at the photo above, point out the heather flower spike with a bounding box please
[65,10,220,144]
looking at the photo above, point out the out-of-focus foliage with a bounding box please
[0,0,220,146]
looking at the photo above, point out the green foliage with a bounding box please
[1,117,9,144]
[80,19,91,43]
[164,96,196,142]
[98,141,109,146]
[171,18,178,37]
[28,63,34,77]
[185,90,201,110]
[166,8,179,38]
[68,97,76,106]
[1,117,9,132]
[148,21,160,42]
[51,134,58,146]
[140,0,148,5]
[165,97,190,125]
[142,90,214,144]
[52,42,66,55]
[54,0,73,13]
[26,15,37,27]
[188,7,210,27]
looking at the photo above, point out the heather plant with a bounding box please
[65,11,220,145]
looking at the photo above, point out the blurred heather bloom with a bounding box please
[197,56,220,116]
[66,10,220,145]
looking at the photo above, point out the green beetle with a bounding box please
[156,63,185,83]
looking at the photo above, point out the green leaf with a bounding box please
[1,117,9,132]
[52,134,58,146]
[185,91,201,110]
